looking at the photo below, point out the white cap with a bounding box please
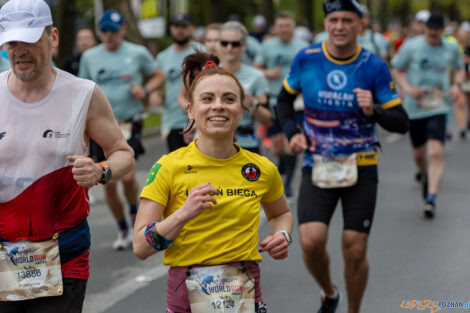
[253,15,266,28]
[461,21,470,33]
[415,10,430,22]
[0,0,53,46]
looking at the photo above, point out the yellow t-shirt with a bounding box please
[140,141,284,267]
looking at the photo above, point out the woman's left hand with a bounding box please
[259,233,289,260]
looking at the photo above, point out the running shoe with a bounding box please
[423,202,436,219]
[112,231,131,250]
[318,289,340,313]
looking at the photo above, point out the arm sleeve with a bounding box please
[373,105,409,134]
[277,86,300,141]
[372,61,409,134]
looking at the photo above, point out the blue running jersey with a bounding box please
[284,42,401,168]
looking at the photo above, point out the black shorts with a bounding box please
[0,278,87,313]
[90,121,145,162]
[166,129,187,152]
[409,114,446,148]
[298,170,377,234]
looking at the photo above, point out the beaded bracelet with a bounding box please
[144,221,173,251]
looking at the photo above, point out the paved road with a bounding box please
[82,124,470,313]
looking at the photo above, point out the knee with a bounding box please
[343,242,367,268]
[300,236,327,257]
[428,143,444,160]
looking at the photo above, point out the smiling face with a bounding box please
[5,27,58,82]
[188,74,243,140]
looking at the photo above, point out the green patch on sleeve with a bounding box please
[145,163,161,186]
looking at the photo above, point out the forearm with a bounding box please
[144,69,165,92]
[105,149,135,183]
[252,104,273,126]
[277,87,300,141]
[391,68,412,93]
[134,207,188,259]
[268,211,293,235]
[374,105,409,134]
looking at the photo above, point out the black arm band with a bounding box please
[277,87,301,141]
[373,105,409,134]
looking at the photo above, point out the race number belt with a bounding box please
[0,237,63,301]
[418,87,443,110]
[313,152,377,188]
[118,121,133,141]
[186,264,255,313]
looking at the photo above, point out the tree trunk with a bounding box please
[261,0,274,27]
[298,0,313,29]
[102,0,145,45]
[56,0,76,68]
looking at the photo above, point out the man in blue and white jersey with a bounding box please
[277,1,409,312]
[390,13,464,218]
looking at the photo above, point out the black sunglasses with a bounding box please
[220,40,242,47]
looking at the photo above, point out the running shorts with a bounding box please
[298,168,378,234]
[409,114,446,148]
[0,278,87,313]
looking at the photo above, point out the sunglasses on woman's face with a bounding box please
[220,40,242,48]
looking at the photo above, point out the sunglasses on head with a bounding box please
[220,40,242,47]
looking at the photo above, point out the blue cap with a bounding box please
[99,9,124,32]
[323,0,363,18]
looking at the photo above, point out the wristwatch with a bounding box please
[274,230,293,245]
[97,162,112,185]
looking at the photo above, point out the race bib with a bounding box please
[186,265,255,313]
[313,154,358,188]
[119,122,133,141]
[418,87,443,110]
[462,80,470,93]
[0,239,63,301]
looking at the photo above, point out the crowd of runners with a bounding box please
[1,0,469,312]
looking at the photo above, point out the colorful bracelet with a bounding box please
[144,221,173,251]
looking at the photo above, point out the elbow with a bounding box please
[133,244,153,260]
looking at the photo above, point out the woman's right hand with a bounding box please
[180,182,219,221]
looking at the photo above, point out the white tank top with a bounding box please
[0,69,95,202]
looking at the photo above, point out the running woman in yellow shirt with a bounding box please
[133,51,293,313]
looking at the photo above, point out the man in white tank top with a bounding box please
[0,1,134,312]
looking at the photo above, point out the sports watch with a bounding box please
[97,162,112,185]
[274,230,293,245]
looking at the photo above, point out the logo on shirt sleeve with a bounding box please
[145,163,161,186]
[241,163,261,182]
[0,132,5,140]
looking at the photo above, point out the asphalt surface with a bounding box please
[82,122,470,313]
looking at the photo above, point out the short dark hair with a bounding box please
[276,10,295,21]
